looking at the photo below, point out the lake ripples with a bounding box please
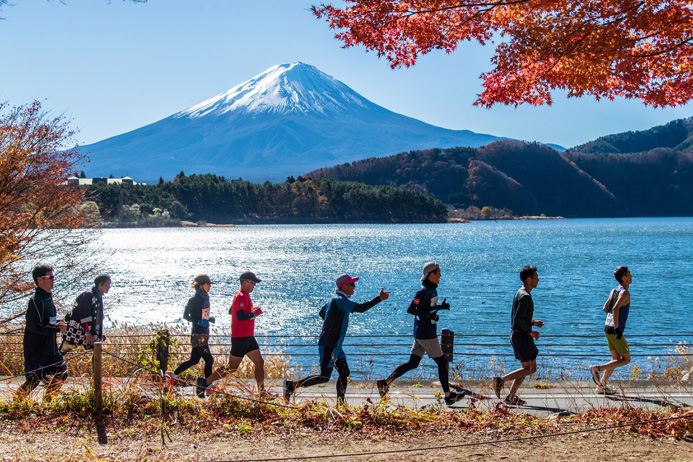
[29,218,693,378]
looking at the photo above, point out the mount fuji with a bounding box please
[78,62,505,183]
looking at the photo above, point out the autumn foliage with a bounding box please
[0,101,88,306]
[312,0,693,108]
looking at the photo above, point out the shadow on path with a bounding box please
[605,393,683,408]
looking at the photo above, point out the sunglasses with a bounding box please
[40,275,54,280]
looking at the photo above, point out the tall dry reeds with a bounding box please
[0,322,293,381]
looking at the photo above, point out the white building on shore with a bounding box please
[66,176,139,186]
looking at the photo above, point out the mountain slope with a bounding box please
[306,141,621,217]
[306,116,693,217]
[78,63,504,183]
[564,118,693,215]
[569,117,693,154]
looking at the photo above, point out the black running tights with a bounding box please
[174,345,214,378]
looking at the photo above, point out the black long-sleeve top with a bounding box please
[23,288,60,361]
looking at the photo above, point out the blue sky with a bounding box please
[2,0,692,149]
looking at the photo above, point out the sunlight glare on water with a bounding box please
[17,218,692,378]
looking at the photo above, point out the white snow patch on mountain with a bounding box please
[178,62,369,118]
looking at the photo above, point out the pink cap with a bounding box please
[336,274,359,287]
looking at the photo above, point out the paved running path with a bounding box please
[276,379,693,417]
[3,377,690,417]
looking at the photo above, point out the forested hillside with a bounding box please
[564,117,693,216]
[307,118,693,217]
[570,118,693,154]
[563,149,693,216]
[83,173,448,225]
[308,141,620,217]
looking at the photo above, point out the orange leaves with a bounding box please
[576,408,693,440]
[0,101,89,302]
[313,0,693,107]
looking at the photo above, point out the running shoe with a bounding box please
[492,376,503,399]
[196,377,207,398]
[205,384,218,397]
[283,379,294,401]
[589,365,601,386]
[595,384,616,395]
[165,371,177,387]
[376,379,389,398]
[504,394,526,406]
[444,390,466,406]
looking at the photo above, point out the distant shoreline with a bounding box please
[180,221,236,228]
[103,215,567,228]
[448,215,564,223]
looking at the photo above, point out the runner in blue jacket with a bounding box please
[284,274,390,404]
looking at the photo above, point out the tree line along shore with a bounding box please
[82,173,450,226]
[82,172,570,227]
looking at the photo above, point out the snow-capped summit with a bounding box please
[78,63,505,183]
[179,62,370,118]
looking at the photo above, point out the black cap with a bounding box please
[239,271,262,283]
[194,274,213,285]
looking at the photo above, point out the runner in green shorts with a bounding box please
[589,266,632,394]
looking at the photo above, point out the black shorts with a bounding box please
[230,336,259,358]
[510,330,538,362]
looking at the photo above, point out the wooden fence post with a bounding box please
[155,327,171,378]
[93,341,108,444]
[94,341,103,413]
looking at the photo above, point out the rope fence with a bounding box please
[1,329,691,388]
[1,331,691,362]
[1,331,691,453]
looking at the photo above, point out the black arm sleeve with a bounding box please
[236,310,255,321]
[406,304,429,319]
[353,296,382,313]
[183,296,201,323]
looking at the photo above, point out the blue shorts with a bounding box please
[24,353,66,383]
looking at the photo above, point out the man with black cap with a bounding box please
[376,262,465,406]
[198,271,265,397]
[283,274,390,404]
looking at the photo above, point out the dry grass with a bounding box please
[0,323,294,382]
[0,336,691,461]
[2,326,692,385]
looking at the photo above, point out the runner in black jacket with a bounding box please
[376,262,464,406]
[16,264,68,400]
[166,275,215,393]
[61,274,111,351]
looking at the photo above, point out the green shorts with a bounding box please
[605,332,630,355]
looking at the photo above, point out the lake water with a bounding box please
[30,218,693,379]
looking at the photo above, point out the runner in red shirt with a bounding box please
[198,271,265,397]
